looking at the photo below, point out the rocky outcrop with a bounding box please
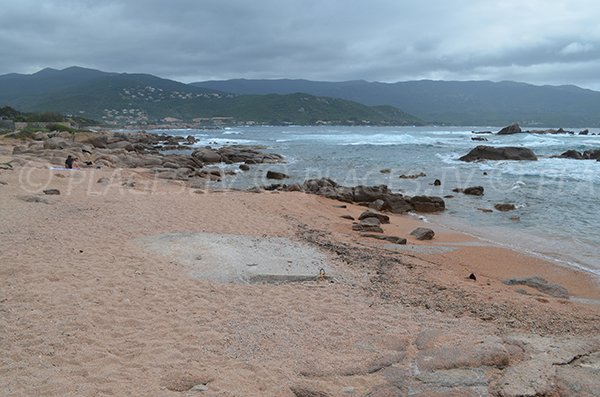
[192,146,284,164]
[558,149,584,159]
[497,123,522,135]
[191,148,222,163]
[555,149,600,160]
[459,146,538,161]
[10,131,285,185]
[496,126,589,135]
[43,137,72,150]
[527,128,574,134]
[410,196,445,212]
[586,149,600,160]
[302,178,445,214]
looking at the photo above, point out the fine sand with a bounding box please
[1,156,599,396]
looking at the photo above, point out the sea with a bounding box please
[148,125,600,277]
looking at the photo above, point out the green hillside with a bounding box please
[0,67,422,126]
[193,78,600,127]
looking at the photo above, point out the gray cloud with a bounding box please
[2,0,600,89]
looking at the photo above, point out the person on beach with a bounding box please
[65,155,79,169]
[65,155,74,169]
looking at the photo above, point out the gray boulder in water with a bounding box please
[459,145,538,161]
[497,123,522,135]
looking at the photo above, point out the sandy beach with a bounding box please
[1,140,600,396]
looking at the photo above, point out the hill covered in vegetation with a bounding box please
[0,67,422,126]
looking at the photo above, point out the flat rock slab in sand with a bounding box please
[138,232,330,283]
[383,244,457,254]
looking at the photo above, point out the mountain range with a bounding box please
[2,66,600,127]
[0,67,421,126]
[192,79,600,127]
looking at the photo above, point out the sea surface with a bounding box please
[149,126,600,277]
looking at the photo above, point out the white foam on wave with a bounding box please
[511,181,527,190]
[193,137,256,146]
[436,152,463,165]
[437,152,600,184]
[492,133,600,149]
[340,134,468,147]
[493,158,600,183]
[222,130,243,135]
[272,131,476,147]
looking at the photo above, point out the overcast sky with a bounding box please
[2,0,600,89]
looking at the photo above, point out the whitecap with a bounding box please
[192,137,255,147]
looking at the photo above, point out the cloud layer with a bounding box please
[2,0,600,88]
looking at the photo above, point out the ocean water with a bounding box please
[150,126,600,276]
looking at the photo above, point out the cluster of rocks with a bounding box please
[554,149,600,161]
[348,209,435,245]
[10,131,285,182]
[495,123,595,135]
[452,185,518,212]
[191,146,283,164]
[460,144,600,164]
[302,178,445,214]
[262,178,445,214]
[398,172,427,179]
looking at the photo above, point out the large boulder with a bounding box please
[381,193,413,214]
[495,203,516,211]
[358,210,390,224]
[191,148,222,163]
[219,147,284,164]
[463,186,484,196]
[353,185,390,202]
[497,123,522,135]
[83,135,109,149]
[410,196,446,212]
[459,146,538,161]
[303,178,338,193]
[558,150,584,159]
[43,137,71,150]
[107,140,135,151]
[266,170,289,180]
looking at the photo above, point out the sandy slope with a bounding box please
[1,160,599,396]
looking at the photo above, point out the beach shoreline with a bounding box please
[1,138,600,395]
